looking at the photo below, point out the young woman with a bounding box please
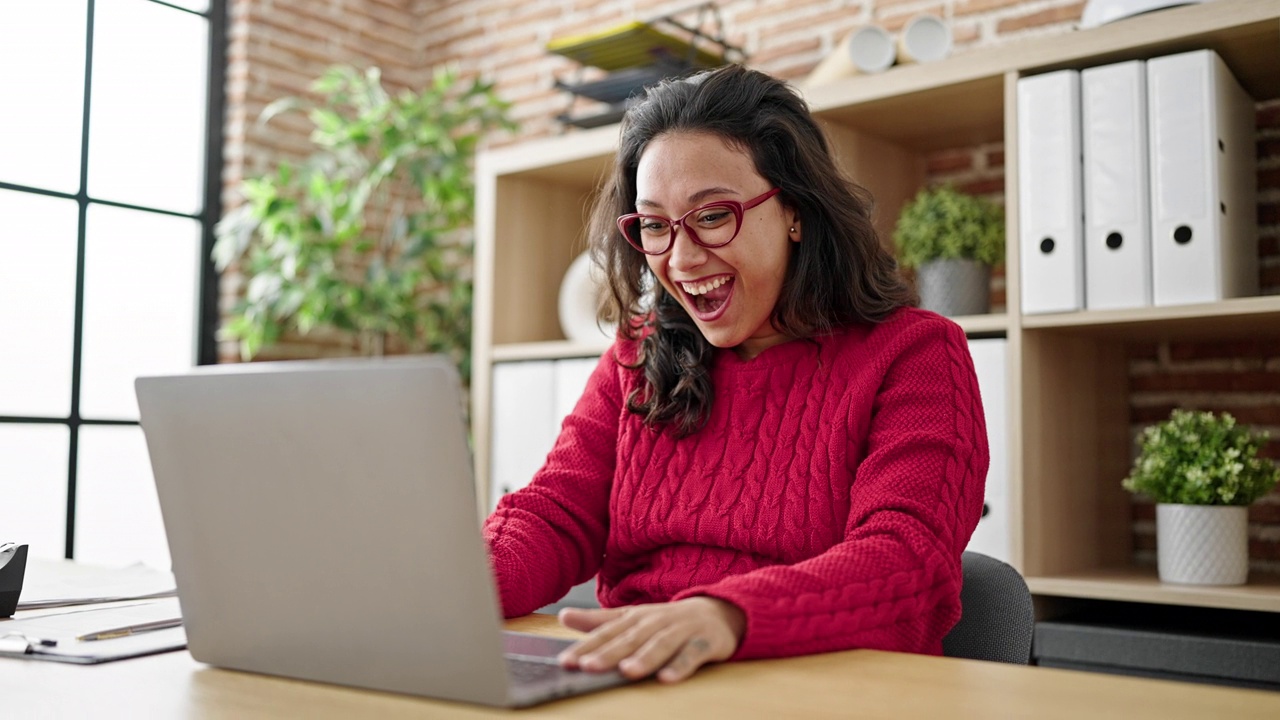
[483,64,988,684]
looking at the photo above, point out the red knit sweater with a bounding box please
[483,307,988,659]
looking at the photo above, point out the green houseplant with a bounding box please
[214,65,515,380]
[892,185,1004,317]
[1122,409,1278,585]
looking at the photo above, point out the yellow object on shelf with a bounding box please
[547,20,725,72]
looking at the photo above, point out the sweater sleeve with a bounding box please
[482,345,626,617]
[673,319,988,659]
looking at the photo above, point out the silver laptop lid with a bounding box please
[136,357,511,705]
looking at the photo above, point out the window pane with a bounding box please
[162,0,211,12]
[75,425,170,569]
[0,1,87,193]
[80,205,200,421]
[0,425,70,560]
[87,0,209,214]
[0,191,79,417]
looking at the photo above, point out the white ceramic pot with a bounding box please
[1156,504,1249,585]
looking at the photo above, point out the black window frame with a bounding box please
[0,0,225,559]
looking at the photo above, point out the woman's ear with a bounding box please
[787,209,802,243]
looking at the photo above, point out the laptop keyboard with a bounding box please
[506,657,566,685]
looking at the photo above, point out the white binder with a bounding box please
[1082,60,1152,310]
[1147,49,1258,306]
[490,360,556,509]
[1018,70,1085,315]
[966,338,1009,563]
[552,357,599,424]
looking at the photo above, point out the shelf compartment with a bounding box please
[1027,567,1280,613]
[1021,295,1280,340]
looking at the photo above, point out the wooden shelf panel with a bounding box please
[491,340,611,362]
[955,313,1008,335]
[1027,567,1280,613]
[491,314,1007,361]
[1020,295,1280,340]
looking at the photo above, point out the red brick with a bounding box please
[986,148,1005,169]
[996,2,1087,34]
[752,37,822,66]
[1127,342,1160,361]
[1263,263,1280,289]
[1261,204,1280,228]
[956,177,1005,196]
[1259,167,1280,191]
[1249,537,1280,561]
[1257,101,1280,129]
[956,0,1026,15]
[926,149,975,174]
[1130,371,1280,393]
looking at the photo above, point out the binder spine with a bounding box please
[1148,49,1258,306]
[1082,61,1151,310]
[1017,70,1084,315]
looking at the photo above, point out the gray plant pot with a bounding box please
[1156,504,1249,585]
[917,258,991,317]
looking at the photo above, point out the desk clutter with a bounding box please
[0,556,183,663]
[1018,48,1258,314]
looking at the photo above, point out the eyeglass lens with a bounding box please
[622,204,740,254]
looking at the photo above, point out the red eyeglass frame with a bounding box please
[616,188,781,255]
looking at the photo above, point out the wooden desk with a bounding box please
[3,614,1279,719]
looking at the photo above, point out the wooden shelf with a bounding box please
[805,0,1280,151]
[491,340,612,362]
[1020,295,1280,340]
[473,0,1280,614]
[1026,567,1280,613]
[955,313,1009,335]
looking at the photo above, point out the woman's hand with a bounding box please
[556,597,746,683]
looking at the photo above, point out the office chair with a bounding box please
[942,551,1035,664]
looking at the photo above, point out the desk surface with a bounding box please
[4,614,1279,719]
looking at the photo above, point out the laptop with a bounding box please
[135,356,627,707]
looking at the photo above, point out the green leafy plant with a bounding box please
[892,185,1005,269]
[1123,409,1279,505]
[213,65,515,380]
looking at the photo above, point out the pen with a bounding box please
[76,617,182,642]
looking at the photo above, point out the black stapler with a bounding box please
[0,543,28,617]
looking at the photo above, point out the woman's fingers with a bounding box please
[557,606,622,633]
[555,598,745,681]
[657,635,715,683]
[556,607,636,668]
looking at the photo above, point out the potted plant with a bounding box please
[892,184,1004,316]
[1122,409,1278,585]
[213,65,515,381]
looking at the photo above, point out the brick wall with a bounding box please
[224,0,1280,569]
[221,0,428,362]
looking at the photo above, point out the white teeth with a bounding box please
[680,276,729,296]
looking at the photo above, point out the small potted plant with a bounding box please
[1122,409,1278,585]
[892,185,1004,316]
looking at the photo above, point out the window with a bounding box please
[0,0,224,568]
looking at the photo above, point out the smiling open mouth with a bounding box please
[680,276,734,318]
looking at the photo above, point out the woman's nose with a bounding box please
[667,224,708,271]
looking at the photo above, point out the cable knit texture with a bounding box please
[484,307,988,660]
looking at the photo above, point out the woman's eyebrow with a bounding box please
[635,186,741,210]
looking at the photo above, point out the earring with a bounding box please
[789,227,795,233]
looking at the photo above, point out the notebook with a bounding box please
[135,357,626,707]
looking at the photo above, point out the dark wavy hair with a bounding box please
[587,64,915,437]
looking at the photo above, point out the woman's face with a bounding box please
[634,131,800,359]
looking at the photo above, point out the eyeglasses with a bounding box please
[617,188,781,255]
